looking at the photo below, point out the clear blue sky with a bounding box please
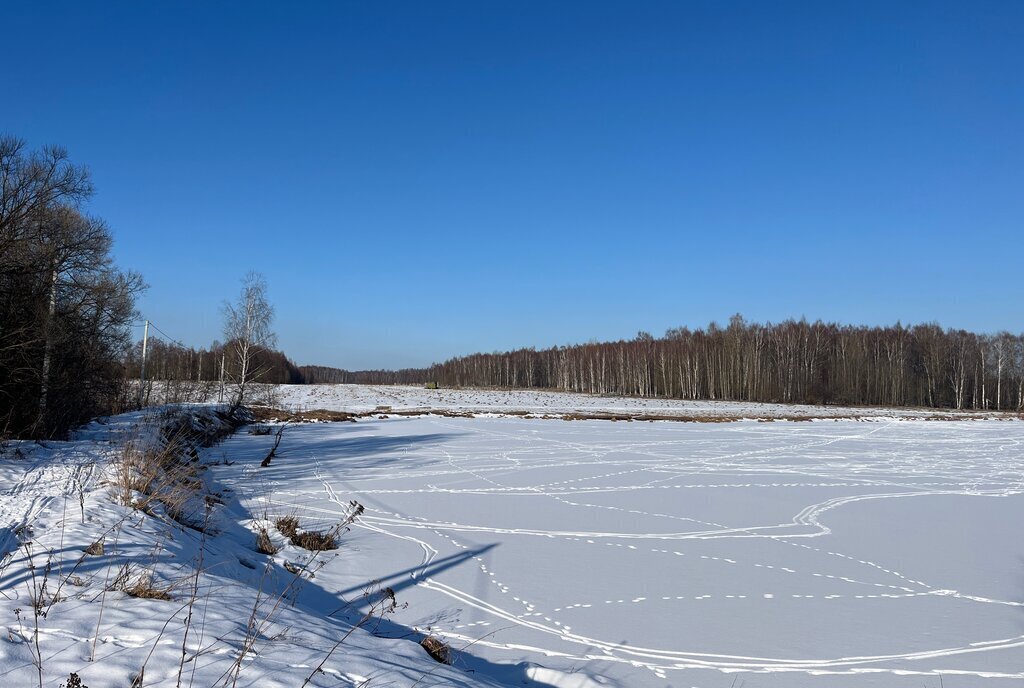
[6,1,1022,369]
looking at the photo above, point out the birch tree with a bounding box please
[222,272,276,408]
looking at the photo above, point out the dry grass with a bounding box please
[122,572,174,601]
[420,636,451,664]
[270,502,362,552]
[254,528,279,555]
[252,510,340,553]
[290,529,338,552]
[275,516,299,539]
[249,407,358,423]
[253,398,1024,428]
[115,444,199,530]
[112,408,243,532]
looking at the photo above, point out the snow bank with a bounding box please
[0,405,503,687]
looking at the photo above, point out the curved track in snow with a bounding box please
[248,400,1024,686]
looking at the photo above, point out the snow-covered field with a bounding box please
[242,386,1024,686]
[269,383,999,420]
[2,386,1023,687]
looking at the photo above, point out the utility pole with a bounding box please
[138,320,149,408]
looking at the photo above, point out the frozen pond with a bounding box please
[218,410,1024,687]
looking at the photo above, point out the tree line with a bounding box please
[1,136,286,438]
[122,273,291,408]
[123,338,303,403]
[130,357,417,393]
[1,136,144,437]
[417,316,1024,410]
[297,365,426,385]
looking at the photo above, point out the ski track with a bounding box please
[0,446,97,561]
[236,386,1024,685]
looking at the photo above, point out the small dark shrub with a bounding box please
[63,673,89,688]
[123,574,173,601]
[275,516,299,539]
[421,636,451,664]
[290,530,337,551]
[255,528,279,555]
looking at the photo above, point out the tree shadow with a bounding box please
[0,424,616,687]
[0,527,15,558]
[225,423,466,473]
[336,543,498,599]
[213,474,591,686]
[0,536,190,592]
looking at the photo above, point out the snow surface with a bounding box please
[2,386,1023,687]
[230,386,1024,686]
[0,408,505,688]
[268,383,1001,420]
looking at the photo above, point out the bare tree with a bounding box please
[1,136,143,437]
[222,272,276,408]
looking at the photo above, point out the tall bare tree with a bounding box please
[222,271,276,408]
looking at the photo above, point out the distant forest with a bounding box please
[305,317,1024,411]
[298,365,432,385]
[122,351,417,390]
[11,133,1019,442]
[124,317,1024,412]
[124,341,304,387]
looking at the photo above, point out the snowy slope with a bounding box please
[0,409,508,688]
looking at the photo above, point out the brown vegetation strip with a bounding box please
[250,405,1018,425]
[249,407,359,423]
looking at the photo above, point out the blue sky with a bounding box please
[5,1,1022,368]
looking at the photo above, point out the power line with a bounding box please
[147,321,191,350]
[131,318,194,349]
